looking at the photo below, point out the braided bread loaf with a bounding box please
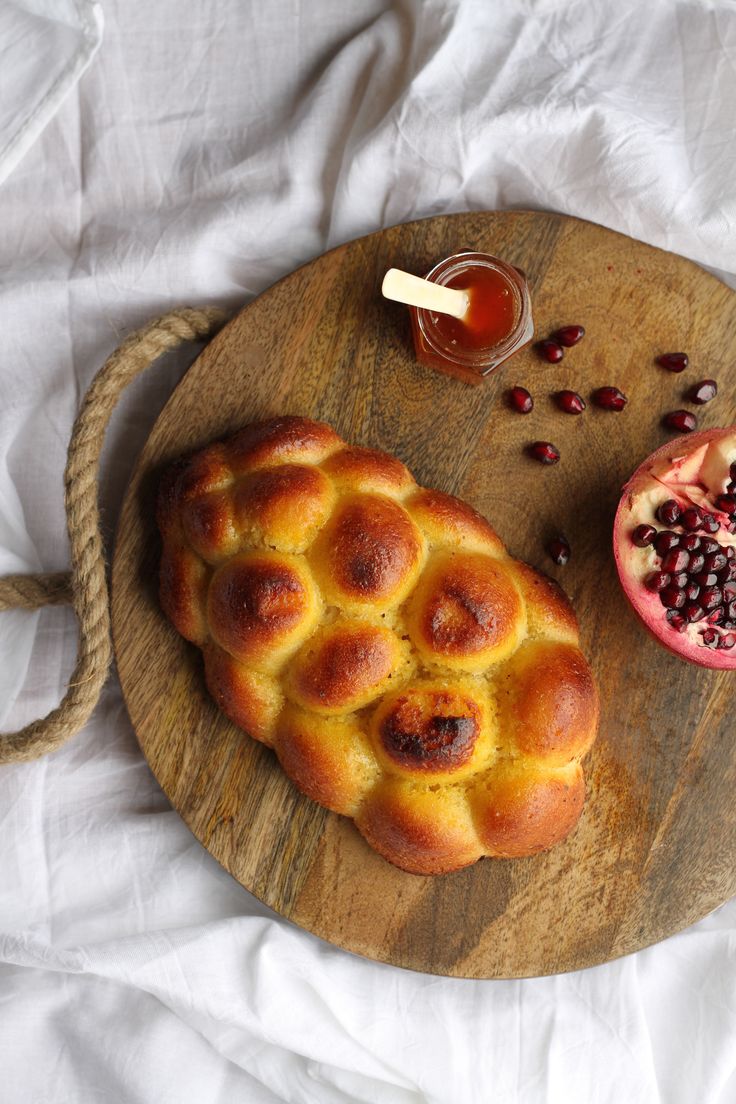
[158,416,598,875]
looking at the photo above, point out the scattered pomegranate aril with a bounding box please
[528,441,560,464]
[593,386,627,411]
[646,571,671,592]
[556,390,586,414]
[656,499,681,526]
[661,548,690,573]
[660,586,686,610]
[656,352,689,373]
[552,325,585,347]
[680,534,701,552]
[508,386,534,413]
[538,339,564,363]
[663,410,697,433]
[715,494,736,515]
[688,379,717,404]
[654,531,680,554]
[680,507,702,531]
[699,586,723,611]
[546,536,571,565]
[632,524,656,547]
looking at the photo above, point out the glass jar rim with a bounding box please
[416,251,531,368]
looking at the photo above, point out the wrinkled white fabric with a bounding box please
[2,1,736,1101]
[0,0,103,187]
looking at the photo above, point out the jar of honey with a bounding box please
[409,251,534,384]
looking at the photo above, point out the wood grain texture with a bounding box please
[111,211,736,978]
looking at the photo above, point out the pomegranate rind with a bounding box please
[613,426,736,670]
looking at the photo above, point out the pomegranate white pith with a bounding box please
[614,427,736,669]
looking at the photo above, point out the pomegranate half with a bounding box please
[613,426,736,669]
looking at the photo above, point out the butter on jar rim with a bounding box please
[409,251,534,385]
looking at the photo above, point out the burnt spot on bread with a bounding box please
[379,689,480,772]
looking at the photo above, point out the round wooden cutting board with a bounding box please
[112,212,736,978]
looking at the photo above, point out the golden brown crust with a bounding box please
[469,761,585,857]
[406,551,524,671]
[355,779,483,876]
[158,416,598,875]
[406,487,505,556]
[207,551,320,670]
[310,494,424,610]
[203,643,282,746]
[496,641,599,766]
[286,621,405,714]
[321,445,416,497]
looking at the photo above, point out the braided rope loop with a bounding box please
[0,307,227,764]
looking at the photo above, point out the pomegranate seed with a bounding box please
[632,524,657,547]
[707,608,725,624]
[646,571,671,592]
[508,386,533,413]
[701,514,720,534]
[657,352,689,372]
[731,462,736,481]
[672,571,689,588]
[728,600,736,621]
[547,536,571,565]
[656,500,681,526]
[662,548,690,573]
[685,602,704,622]
[727,547,736,559]
[699,586,723,610]
[660,586,686,609]
[719,633,736,649]
[680,507,702,531]
[684,581,701,601]
[701,538,720,555]
[556,390,586,414]
[663,410,697,433]
[687,552,705,575]
[705,551,728,573]
[680,534,701,552]
[717,565,732,583]
[654,531,680,554]
[592,386,627,411]
[688,379,717,404]
[715,494,736,515]
[728,481,736,494]
[694,571,718,587]
[538,340,564,363]
[528,441,560,464]
[552,325,585,347]
[701,628,718,647]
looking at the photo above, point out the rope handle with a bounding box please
[0,306,228,764]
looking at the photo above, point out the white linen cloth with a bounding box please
[1,1,736,1100]
[0,0,102,188]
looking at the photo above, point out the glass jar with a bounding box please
[409,251,534,385]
